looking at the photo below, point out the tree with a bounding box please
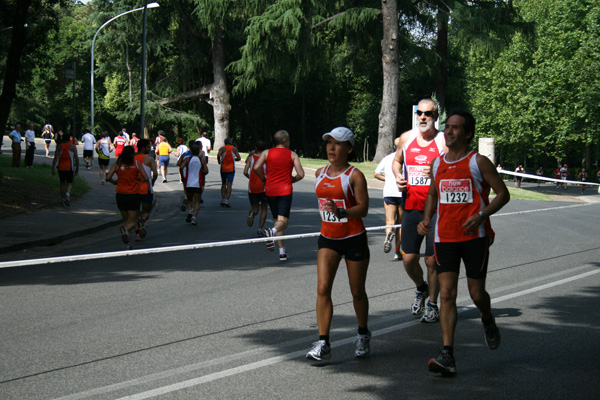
[0,0,33,141]
[373,0,398,163]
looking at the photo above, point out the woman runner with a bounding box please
[306,127,371,361]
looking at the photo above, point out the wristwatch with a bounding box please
[337,208,347,219]
[478,211,487,220]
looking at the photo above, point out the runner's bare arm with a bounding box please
[253,150,268,181]
[291,152,305,183]
[417,167,438,236]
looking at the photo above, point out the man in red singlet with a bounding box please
[392,98,448,323]
[417,110,510,376]
[243,140,268,235]
[134,139,158,240]
[217,137,241,207]
[51,132,79,206]
[253,130,305,261]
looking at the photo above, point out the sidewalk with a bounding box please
[0,138,181,255]
[0,138,597,256]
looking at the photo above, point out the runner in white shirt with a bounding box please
[81,131,97,169]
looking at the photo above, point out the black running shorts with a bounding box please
[434,237,491,279]
[401,209,436,256]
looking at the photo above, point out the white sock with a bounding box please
[279,247,286,255]
[271,227,278,234]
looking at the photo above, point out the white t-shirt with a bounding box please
[81,133,97,150]
[199,137,211,152]
[375,152,403,198]
[24,129,36,145]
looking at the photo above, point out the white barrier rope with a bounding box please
[498,169,600,187]
[0,224,402,269]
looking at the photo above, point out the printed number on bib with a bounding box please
[439,179,473,204]
[407,166,430,186]
[318,198,348,223]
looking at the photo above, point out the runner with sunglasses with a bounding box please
[392,98,448,323]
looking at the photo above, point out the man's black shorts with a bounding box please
[58,170,74,184]
[401,209,436,256]
[434,236,491,279]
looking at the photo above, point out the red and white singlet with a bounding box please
[58,143,75,171]
[402,129,444,211]
[185,156,204,189]
[220,144,235,173]
[114,136,127,157]
[315,165,366,240]
[431,150,494,243]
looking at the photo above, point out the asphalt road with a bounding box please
[1,167,599,400]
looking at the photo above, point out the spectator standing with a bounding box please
[24,123,36,168]
[80,130,97,169]
[253,130,305,261]
[8,124,22,168]
[374,141,403,260]
[217,137,241,207]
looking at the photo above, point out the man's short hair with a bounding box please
[255,140,266,152]
[191,144,201,156]
[224,137,233,145]
[418,98,439,115]
[447,109,476,143]
[273,130,289,145]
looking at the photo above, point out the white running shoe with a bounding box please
[306,340,331,361]
[354,331,371,358]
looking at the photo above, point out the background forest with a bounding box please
[1,0,598,173]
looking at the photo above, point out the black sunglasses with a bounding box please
[416,110,435,117]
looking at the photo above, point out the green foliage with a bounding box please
[456,0,600,168]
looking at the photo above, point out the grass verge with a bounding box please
[0,155,89,197]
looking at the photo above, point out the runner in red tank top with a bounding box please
[217,138,241,207]
[306,127,371,361]
[417,110,509,376]
[253,130,305,261]
[392,98,448,323]
[106,146,149,248]
[51,132,79,207]
[243,140,268,234]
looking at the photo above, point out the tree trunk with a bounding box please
[374,0,399,163]
[0,0,32,144]
[435,3,448,111]
[210,25,231,150]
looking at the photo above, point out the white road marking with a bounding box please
[54,264,600,400]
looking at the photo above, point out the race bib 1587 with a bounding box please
[407,165,430,186]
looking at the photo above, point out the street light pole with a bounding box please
[90,3,159,135]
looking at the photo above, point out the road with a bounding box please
[1,162,599,399]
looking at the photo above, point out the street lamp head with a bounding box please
[147,2,160,8]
